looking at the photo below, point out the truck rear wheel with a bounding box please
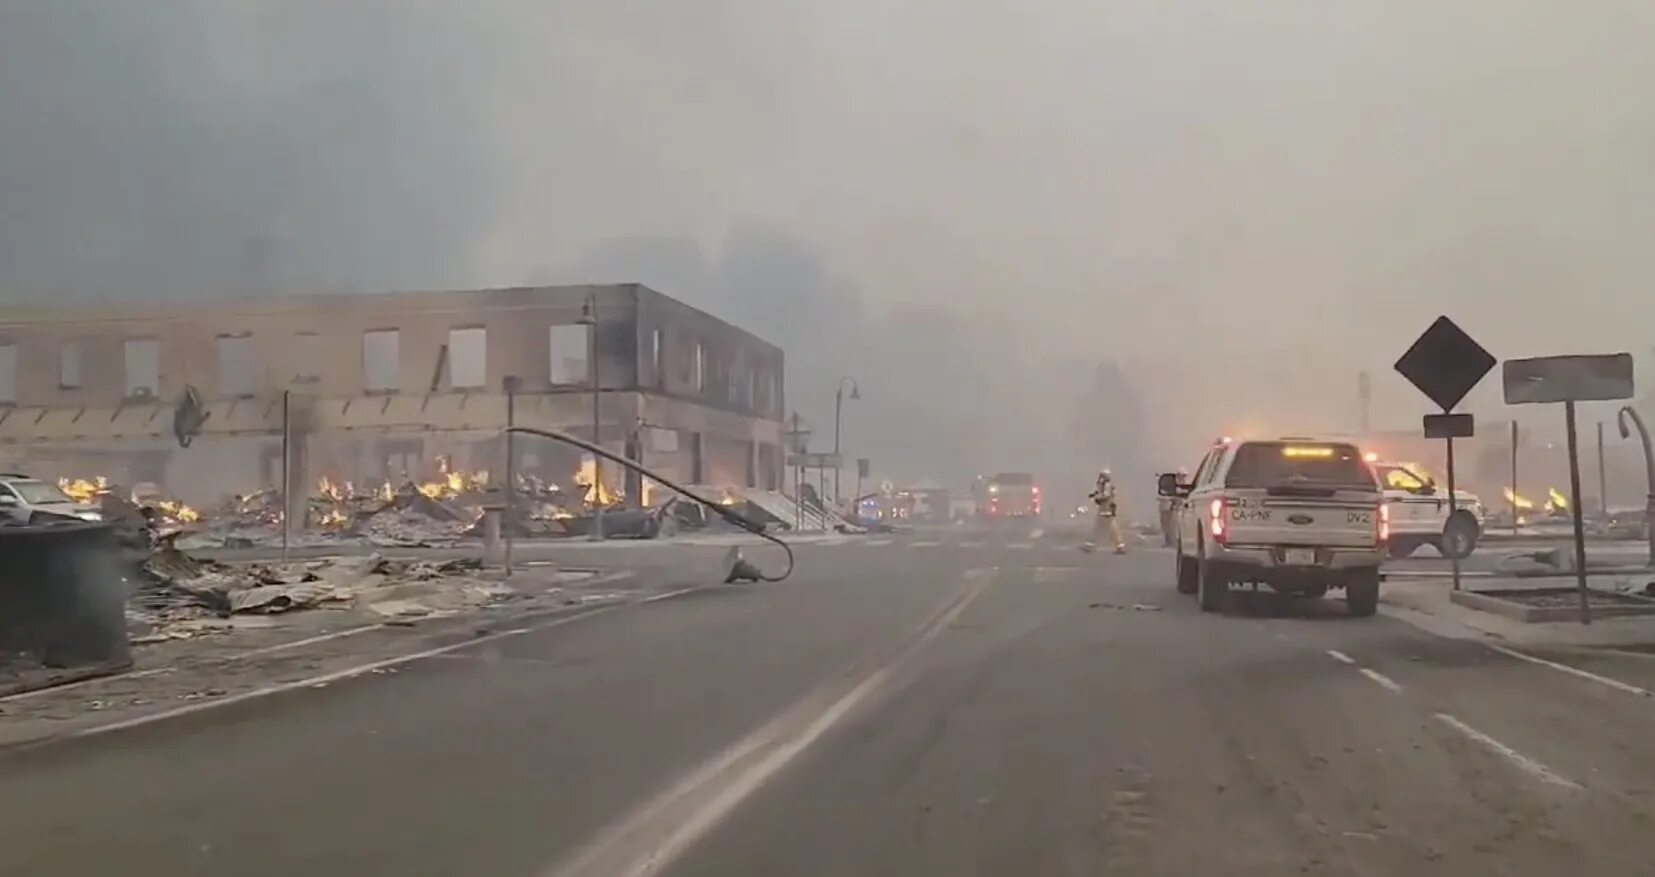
[1175,552,1198,594]
[1197,555,1228,612]
[1345,569,1380,618]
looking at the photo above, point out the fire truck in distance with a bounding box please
[977,472,1041,521]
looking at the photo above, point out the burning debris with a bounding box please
[416,456,490,501]
[1500,486,1574,523]
[58,454,653,549]
[58,476,109,503]
[573,458,621,507]
[52,475,202,530]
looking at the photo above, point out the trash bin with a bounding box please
[0,522,130,668]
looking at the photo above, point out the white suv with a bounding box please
[1370,461,1482,559]
[1159,438,1386,617]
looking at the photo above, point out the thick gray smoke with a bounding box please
[0,1,501,299]
[5,1,1654,495]
[576,227,1139,493]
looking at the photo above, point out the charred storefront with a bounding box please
[0,284,786,537]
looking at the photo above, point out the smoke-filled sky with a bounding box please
[4,1,1654,485]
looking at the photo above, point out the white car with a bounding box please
[1370,461,1482,559]
[1160,438,1386,617]
[0,474,103,525]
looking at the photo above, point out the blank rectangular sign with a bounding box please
[1503,353,1633,405]
[1423,412,1474,439]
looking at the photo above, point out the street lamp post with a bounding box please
[579,294,603,541]
[1617,405,1655,568]
[833,377,860,509]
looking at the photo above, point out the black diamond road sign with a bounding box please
[1394,316,1496,412]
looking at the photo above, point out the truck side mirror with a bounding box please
[1157,473,1183,497]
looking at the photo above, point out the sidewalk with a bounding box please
[1382,572,1655,650]
[0,563,665,745]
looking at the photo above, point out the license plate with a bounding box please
[1283,548,1317,565]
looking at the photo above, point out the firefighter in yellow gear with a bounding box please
[1089,470,1127,554]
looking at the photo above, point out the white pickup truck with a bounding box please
[1370,461,1483,559]
[1160,438,1387,617]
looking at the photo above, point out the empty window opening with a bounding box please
[0,344,15,403]
[549,324,591,385]
[363,329,400,392]
[447,327,487,389]
[58,341,82,389]
[294,333,321,384]
[124,338,160,398]
[217,334,256,397]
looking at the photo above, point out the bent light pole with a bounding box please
[1617,405,1655,568]
[833,377,860,509]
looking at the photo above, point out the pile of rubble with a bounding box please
[132,539,504,642]
[182,475,495,549]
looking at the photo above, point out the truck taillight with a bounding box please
[1378,503,1389,544]
[1209,498,1226,543]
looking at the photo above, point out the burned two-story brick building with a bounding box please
[0,284,786,514]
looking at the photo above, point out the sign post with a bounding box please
[855,458,870,518]
[1394,317,1497,593]
[1503,353,1636,624]
[1423,413,1476,590]
[1509,420,1520,536]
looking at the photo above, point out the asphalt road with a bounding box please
[4,533,1655,874]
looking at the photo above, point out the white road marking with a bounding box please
[66,588,705,740]
[234,623,383,660]
[1007,543,1032,550]
[1325,649,1356,664]
[958,541,982,548]
[545,576,993,877]
[1434,713,1581,790]
[912,540,941,548]
[1029,528,1045,539]
[1384,570,1495,579]
[1358,668,1403,693]
[1485,643,1654,698]
[868,539,893,547]
[638,586,708,604]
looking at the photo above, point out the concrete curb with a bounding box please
[1448,588,1655,623]
[0,659,136,700]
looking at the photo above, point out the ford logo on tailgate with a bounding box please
[1287,514,1314,525]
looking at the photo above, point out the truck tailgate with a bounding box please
[1225,488,1380,548]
